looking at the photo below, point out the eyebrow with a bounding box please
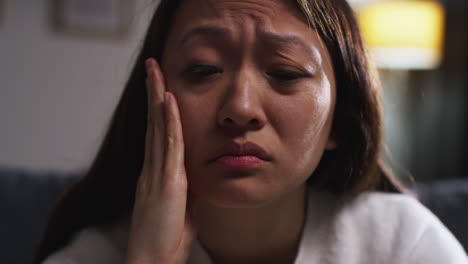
[259,30,313,53]
[179,25,313,53]
[180,25,229,46]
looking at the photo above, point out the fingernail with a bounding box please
[145,58,152,70]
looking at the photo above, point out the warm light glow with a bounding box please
[358,0,445,69]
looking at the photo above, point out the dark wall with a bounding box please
[406,0,468,182]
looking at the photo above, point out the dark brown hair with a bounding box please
[35,0,406,262]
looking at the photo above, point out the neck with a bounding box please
[194,184,307,264]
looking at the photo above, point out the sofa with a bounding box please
[0,168,467,264]
[0,168,78,264]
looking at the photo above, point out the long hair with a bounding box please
[35,0,406,262]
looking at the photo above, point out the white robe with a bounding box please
[43,188,468,264]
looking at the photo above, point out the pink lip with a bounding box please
[211,141,273,169]
[215,155,266,169]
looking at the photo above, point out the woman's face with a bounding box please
[161,0,336,208]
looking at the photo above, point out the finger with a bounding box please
[146,58,165,104]
[143,72,154,172]
[137,62,157,192]
[139,58,165,192]
[145,58,167,174]
[163,91,186,187]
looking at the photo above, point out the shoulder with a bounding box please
[308,189,431,229]
[341,191,431,228]
[330,191,467,263]
[42,219,129,264]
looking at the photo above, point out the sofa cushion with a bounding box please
[0,168,78,264]
[416,179,468,251]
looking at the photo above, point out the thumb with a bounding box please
[173,201,197,264]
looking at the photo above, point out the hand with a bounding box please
[125,58,196,264]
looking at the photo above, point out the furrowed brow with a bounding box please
[259,30,313,53]
[180,25,230,46]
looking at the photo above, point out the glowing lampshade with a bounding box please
[358,0,445,69]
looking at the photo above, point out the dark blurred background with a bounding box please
[375,0,468,183]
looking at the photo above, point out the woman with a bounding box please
[36,0,467,263]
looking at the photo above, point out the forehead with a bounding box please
[170,0,310,36]
[166,0,328,59]
[179,0,302,20]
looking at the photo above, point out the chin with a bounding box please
[188,172,287,209]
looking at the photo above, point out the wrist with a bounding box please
[126,254,177,264]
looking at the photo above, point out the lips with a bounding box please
[211,141,273,162]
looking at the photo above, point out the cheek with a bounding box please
[172,91,216,154]
[275,82,334,174]
[301,88,333,146]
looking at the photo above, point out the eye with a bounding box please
[184,64,223,78]
[267,69,309,82]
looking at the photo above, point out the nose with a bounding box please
[216,71,266,133]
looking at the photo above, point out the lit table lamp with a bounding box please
[354,0,446,175]
[357,0,445,70]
